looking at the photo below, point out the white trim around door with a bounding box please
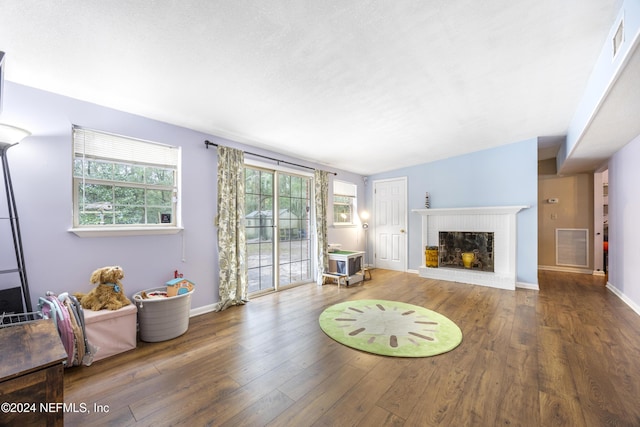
[372,177,408,272]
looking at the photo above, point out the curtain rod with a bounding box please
[204,140,337,175]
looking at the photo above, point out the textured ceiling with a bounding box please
[0,1,623,175]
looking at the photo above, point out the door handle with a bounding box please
[400,229,405,233]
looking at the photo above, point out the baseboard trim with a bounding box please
[516,281,539,290]
[538,265,593,275]
[190,303,217,317]
[606,282,640,317]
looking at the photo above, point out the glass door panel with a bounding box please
[245,168,274,294]
[277,173,312,287]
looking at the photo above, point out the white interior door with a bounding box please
[373,177,407,271]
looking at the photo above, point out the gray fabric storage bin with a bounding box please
[133,287,193,342]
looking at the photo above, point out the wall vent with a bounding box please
[613,17,624,59]
[556,228,589,267]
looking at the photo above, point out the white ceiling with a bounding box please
[0,1,626,175]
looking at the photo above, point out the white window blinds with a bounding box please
[73,126,179,167]
[333,180,357,197]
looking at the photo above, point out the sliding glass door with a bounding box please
[245,167,275,293]
[245,166,312,294]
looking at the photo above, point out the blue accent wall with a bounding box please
[368,138,539,286]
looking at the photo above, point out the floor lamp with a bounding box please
[0,123,32,312]
[361,211,370,279]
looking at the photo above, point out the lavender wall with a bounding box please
[0,82,364,312]
[607,134,640,312]
[367,138,539,287]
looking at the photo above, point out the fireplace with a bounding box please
[413,206,528,290]
[438,231,494,272]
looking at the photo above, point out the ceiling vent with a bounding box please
[613,17,624,59]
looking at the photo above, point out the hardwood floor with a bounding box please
[64,270,640,426]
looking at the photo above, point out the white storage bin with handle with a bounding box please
[133,287,194,342]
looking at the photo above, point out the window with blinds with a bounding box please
[333,180,357,225]
[72,126,180,228]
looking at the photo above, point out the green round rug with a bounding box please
[319,299,462,357]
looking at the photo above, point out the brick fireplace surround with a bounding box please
[413,206,529,290]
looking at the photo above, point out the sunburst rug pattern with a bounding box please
[319,299,462,357]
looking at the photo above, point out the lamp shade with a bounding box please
[0,123,31,147]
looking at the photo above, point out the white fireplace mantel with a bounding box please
[412,205,529,217]
[412,205,529,290]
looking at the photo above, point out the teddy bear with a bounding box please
[75,265,132,310]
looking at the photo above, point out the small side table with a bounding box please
[328,250,365,285]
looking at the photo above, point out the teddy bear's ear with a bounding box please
[90,268,102,284]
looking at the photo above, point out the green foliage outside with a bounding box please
[74,158,176,225]
[245,167,311,229]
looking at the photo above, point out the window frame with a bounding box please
[333,180,357,227]
[69,126,182,237]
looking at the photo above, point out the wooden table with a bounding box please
[0,319,67,427]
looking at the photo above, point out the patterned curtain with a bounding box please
[314,170,329,284]
[214,146,248,311]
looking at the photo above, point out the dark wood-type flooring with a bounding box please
[63,270,640,426]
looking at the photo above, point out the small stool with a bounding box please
[361,267,372,281]
[322,272,348,288]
